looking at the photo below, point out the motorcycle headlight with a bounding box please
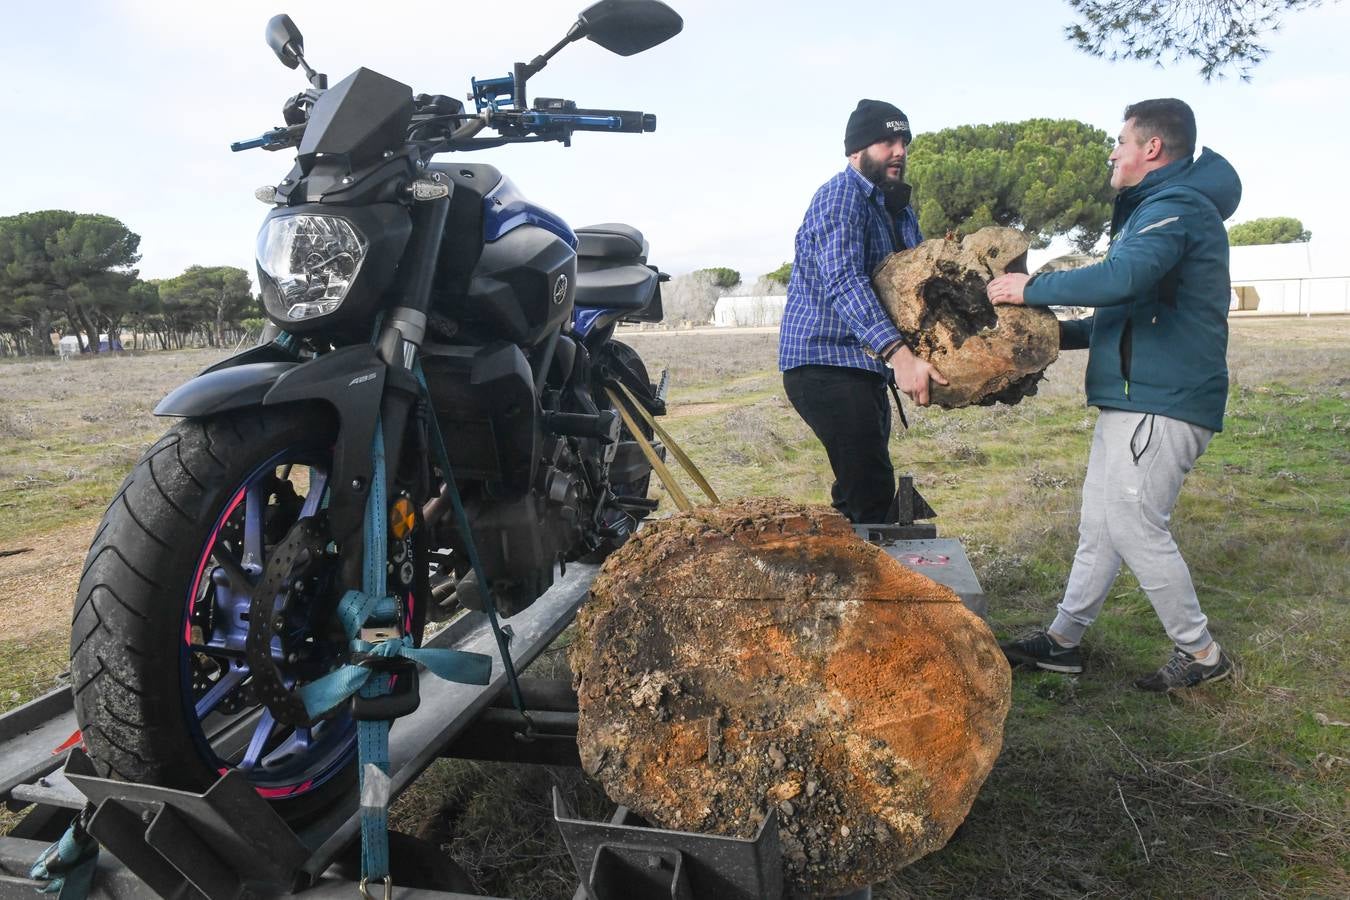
[256,215,369,321]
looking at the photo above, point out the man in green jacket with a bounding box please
[986,98,1240,692]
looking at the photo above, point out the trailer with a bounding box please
[0,518,984,900]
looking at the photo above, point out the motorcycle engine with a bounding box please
[449,434,592,617]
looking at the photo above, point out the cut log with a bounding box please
[872,226,1060,408]
[570,499,1012,895]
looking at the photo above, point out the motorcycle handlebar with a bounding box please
[494,106,656,135]
[564,108,657,134]
[230,99,655,155]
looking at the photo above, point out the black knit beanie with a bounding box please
[844,99,911,155]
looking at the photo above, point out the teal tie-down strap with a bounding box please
[356,688,394,889]
[411,363,534,726]
[29,817,98,899]
[297,628,491,718]
[291,416,489,884]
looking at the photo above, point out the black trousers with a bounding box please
[783,364,896,524]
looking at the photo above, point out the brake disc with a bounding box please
[245,515,332,726]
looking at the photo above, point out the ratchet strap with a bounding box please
[295,417,491,893]
[412,364,537,732]
[605,382,719,512]
[29,808,98,900]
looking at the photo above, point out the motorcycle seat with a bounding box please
[575,223,647,261]
[574,259,657,310]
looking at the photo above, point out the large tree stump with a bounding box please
[570,499,1011,895]
[873,226,1060,408]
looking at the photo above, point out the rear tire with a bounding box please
[583,341,660,562]
[70,404,359,823]
[604,340,658,506]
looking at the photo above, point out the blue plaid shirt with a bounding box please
[778,165,923,374]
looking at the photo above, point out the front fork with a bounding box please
[348,195,450,596]
[379,195,538,729]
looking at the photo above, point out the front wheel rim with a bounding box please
[180,447,355,798]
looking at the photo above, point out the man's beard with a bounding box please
[860,153,906,191]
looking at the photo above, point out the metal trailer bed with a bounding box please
[0,535,984,900]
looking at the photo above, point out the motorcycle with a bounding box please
[69,0,682,822]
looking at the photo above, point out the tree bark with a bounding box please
[215,288,227,348]
[65,297,100,353]
[571,499,1011,895]
[872,226,1060,407]
[31,308,56,356]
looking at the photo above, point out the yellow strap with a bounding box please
[614,381,721,505]
[605,386,692,512]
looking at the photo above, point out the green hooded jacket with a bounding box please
[1023,148,1242,432]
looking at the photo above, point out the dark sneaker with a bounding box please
[1000,630,1084,674]
[1134,647,1234,692]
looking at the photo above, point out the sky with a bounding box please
[1,0,1347,284]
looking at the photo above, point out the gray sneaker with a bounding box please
[1000,630,1084,674]
[1134,647,1234,692]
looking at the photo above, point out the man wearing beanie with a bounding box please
[779,99,947,524]
[987,98,1240,692]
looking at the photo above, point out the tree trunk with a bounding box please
[97,310,123,352]
[571,499,1011,896]
[30,308,57,356]
[66,298,100,353]
[872,226,1059,407]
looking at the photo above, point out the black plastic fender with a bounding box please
[154,361,299,417]
[262,344,388,545]
[154,344,389,547]
[153,341,304,417]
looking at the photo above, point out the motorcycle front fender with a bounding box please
[156,344,392,547]
[154,341,303,417]
[154,360,300,417]
[265,345,390,546]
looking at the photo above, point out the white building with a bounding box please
[711,295,787,327]
[1228,240,1349,315]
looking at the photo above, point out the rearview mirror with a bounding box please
[576,0,683,57]
[265,14,304,69]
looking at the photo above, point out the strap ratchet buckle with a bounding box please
[358,875,393,900]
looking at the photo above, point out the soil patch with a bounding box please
[0,521,94,641]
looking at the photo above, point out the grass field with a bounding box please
[1,318,1346,897]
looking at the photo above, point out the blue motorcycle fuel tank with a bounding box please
[428,163,577,347]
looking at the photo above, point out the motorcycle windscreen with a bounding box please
[298,68,414,170]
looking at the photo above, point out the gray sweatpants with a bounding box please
[1050,409,1216,655]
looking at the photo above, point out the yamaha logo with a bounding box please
[553,274,569,305]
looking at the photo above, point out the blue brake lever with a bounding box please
[230,126,300,153]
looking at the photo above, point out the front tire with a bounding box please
[70,404,360,822]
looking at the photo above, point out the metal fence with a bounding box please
[1230,275,1350,316]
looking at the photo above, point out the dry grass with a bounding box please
[2,318,1347,897]
[618,317,1350,898]
[0,351,234,710]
